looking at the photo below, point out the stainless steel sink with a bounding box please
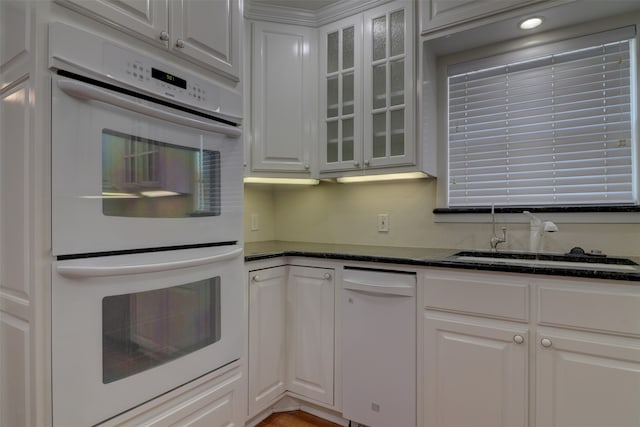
[448,251,639,272]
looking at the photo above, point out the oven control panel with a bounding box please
[48,22,241,124]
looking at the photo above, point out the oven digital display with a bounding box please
[151,67,187,89]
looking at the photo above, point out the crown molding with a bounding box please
[244,0,395,27]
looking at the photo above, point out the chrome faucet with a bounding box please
[523,211,558,252]
[489,204,507,251]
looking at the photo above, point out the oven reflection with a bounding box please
[102,277,221,383]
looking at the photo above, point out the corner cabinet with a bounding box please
[247,263,335,418]
[247,21,317,177]
[54,0,241,81]
[319,0,415,175]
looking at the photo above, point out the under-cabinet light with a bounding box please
[337,172,429,183]
[519,17,543,30]
[244,177,320,185]
[140,190,181,198]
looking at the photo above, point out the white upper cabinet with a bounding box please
[420,0,541,35]
[319,0,415,175]
[319,15,363,173]
[363,1,414,169]
[169,0,241,80]
[248,21,317,176]
[55,0,241,81]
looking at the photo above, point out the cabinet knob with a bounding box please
[175,39,185,48]
[513,335,525,344]
[323,272,332,280]
[541,338,553,348]
[252,275,261,282]
[353,161,360,167]
[160,31,170,41]
[304,164,310,170]
[364,160,370,166]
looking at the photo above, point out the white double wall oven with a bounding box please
[49,23,244,426]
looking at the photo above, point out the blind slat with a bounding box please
[447,30,636,207]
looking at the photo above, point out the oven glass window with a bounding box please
[101,129,221,217]
[102,277,221,384]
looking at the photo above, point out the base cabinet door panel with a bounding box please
[248,266,288,416]
[536,329,640,427]
[423,312,528,427]
[287,266,335,406]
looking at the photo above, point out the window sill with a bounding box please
[433,206,640,224]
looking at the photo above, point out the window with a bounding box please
[446,26,637,208]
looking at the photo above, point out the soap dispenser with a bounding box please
[523,211,558,252]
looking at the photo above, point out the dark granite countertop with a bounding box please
[244,241,640,282]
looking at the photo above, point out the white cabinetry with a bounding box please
[100,363,244,427]
[421,269,640,427]
[248,266,288,415]
[248,21,317,177]
[534,278,640,427]
[55,0,241,80]
[420,0,541,35]
[286,265,335,406]
[247,263,335,418]
[421,269,529,427]
[319,0,415,175]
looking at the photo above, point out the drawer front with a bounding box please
[537,280,640,336]
[423,269,529,321]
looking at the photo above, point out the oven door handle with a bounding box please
[56,78,242,138]
[56,247,243,279]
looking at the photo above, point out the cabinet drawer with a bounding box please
[423,269,528,321]
[537,280,640,336]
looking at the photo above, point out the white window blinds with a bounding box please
[447,26,637,207]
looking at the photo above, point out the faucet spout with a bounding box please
[489,204,507,251]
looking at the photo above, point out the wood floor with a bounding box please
[256,410,342,427]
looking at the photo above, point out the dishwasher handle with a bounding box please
[343,279,415,297]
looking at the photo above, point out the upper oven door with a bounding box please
[51,74,243,256]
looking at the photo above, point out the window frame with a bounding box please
[434,20,640,222]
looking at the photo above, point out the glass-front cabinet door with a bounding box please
[320,15,363,173]
[319,0,414,175]
[364,1,414,168]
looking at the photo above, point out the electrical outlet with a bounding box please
[377,213,389,232]
[250,213,259,231]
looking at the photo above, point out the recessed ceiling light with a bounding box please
[519,17,543,30]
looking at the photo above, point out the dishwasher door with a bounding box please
[341,267,416,427]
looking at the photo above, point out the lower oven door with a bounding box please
[51,245,244,427]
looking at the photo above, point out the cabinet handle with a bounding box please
[541,338,553,348]
[513,335,525,344]
[252,275,261,282]
[160,31,170,41]
[323,272,332,280]
[176,39,185,48]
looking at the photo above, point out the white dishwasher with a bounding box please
[341,267,416,427]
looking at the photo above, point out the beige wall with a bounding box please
[244,180,640,257]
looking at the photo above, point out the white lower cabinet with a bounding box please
[535,328,640,427]
[423,312,528,427]
[100,362,244,427]
[421,269,640,427]
[286,266,335,406]
[248,266,288,415]
[247,263,335,418]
